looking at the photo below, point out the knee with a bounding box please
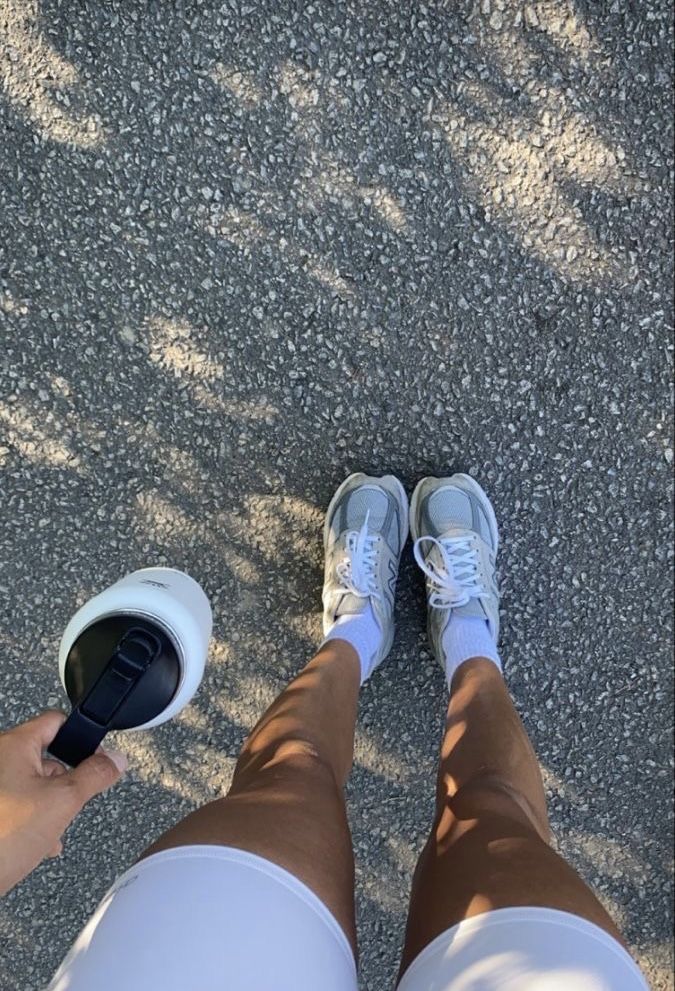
[443,772,550,843]
[234,735,337,787]
[260,737,328,772]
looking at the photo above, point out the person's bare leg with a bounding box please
[142,640,361,952]
[141,473,408,957]
[399,656,625,976]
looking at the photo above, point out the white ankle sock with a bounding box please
[322,604,382,684]
[441,614,502,688]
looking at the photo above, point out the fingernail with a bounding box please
[103,749,128,773]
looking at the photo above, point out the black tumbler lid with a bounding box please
[64,614,181,729]
[48,614,182,766]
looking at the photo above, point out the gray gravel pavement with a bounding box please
[1,1,673,988]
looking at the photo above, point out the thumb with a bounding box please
[66,749,128,806]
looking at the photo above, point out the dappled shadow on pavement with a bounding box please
[0,0,673,988]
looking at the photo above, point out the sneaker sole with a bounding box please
[410,473,499,551]
[323,472,409,552]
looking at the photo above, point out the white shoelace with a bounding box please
[335,511,381,599]
[413,534,486,609]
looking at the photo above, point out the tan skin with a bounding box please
[0,711,126,896]
[0,644,626,976]
[141,642,626,973]
[141,639,362,951]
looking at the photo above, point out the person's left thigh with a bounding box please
[141,747,358,952]
[48,844,358,991]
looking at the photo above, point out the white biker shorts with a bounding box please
[47,844,648,990]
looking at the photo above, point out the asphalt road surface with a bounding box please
[1,1,673,988]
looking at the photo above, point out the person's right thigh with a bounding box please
[401,803,624,967]
[398,904,647,991]
[398,796,647,989]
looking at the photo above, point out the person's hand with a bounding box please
[0,711,127,895]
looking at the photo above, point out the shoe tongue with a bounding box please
[336,593,367,616]
[454,597,485,621]
[439,525,472,544]
[428,529,485,621]
[426,528,468,571]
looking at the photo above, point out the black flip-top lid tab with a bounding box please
[48,615,180,767]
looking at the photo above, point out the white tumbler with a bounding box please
[48,568,212,766]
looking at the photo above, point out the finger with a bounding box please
[46,840,63,858]
[42,758,68,778]
[64,749,128,807]
[13,710,67,752]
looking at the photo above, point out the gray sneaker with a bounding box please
[323,472,409,669]
[410,474,500,667]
